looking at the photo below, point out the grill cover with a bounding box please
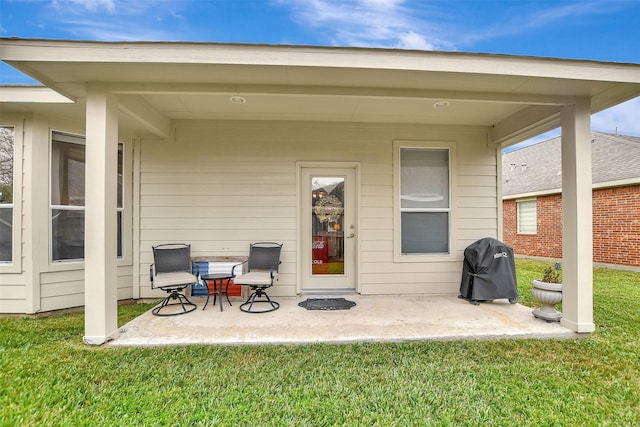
[459,238,518,304]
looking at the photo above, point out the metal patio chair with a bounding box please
[233,242,283,313]
[150,243,198,316]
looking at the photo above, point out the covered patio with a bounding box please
[2,39,639,345]
[109,295,575,346]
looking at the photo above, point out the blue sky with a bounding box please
[1,0,639,143]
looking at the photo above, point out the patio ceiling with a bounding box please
[2,39,639,146]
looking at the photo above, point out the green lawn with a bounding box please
[1,259,639,426]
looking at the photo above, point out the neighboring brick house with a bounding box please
[502,132,640,269]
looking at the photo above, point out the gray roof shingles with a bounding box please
[502,132,640,197]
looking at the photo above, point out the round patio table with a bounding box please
[201,273,234,312]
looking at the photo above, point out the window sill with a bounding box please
[394,253,455,263]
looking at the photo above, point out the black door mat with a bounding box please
[298,298,356,310]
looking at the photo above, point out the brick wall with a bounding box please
[503,184,640,267]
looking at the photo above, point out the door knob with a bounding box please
[346,233,355,239]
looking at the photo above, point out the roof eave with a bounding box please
[3,38,640,82]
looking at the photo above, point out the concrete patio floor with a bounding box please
[108,294,578,347]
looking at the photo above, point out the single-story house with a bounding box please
[503,132,640,270]
[1,38,639,344]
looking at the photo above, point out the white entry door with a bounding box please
[300,167,357,292]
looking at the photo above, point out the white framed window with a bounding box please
[0,126,14,263]
[50,131,124,262]
[395,142,453,257]
[517,198,537,234]
[117,144,124,258]
[51,131,86,262]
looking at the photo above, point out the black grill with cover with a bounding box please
[459,237,518,305]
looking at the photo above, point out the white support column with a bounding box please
[560,98,595,333]
[83,86,119,345]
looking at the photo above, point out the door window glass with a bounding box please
[311,177,345,275]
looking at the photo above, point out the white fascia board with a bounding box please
[2,39,640,82]
[0,85,73,103]
[593,177,640,189]
[502,188,562,200]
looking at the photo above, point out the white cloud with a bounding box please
[457,1,632,48]
[53,0,116,13]
[521,1,605,28]
[361,0,405,8]
[592,97,640,136]
[61,18,177,41]
[277,0,635,54]
[397,31,435,50]
[44,0,187,41]
[276,0,450,50]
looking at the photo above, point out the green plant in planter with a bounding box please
[541,266,561,283]
[532,265,563,322]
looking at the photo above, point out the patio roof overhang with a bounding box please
[2,38,639,147]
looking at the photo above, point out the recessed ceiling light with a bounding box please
[433,101,450,108]
[230,96,246,104]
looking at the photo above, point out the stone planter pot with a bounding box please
[531,279,563,322]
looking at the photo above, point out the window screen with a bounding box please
[400,148,450,254]
[50,131,124,261]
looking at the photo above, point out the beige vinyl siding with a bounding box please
[1,116,499,313]
[117,265,134,300]
[139,124,299,298]
[457,146,499,249]
[0,282,26,312]
[36,265,133,312]
[40,269,84,311]
[138,121,498,297]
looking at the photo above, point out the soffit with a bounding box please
[5,60,627,127]
[6,61,624,98]
[140,92,524,126]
